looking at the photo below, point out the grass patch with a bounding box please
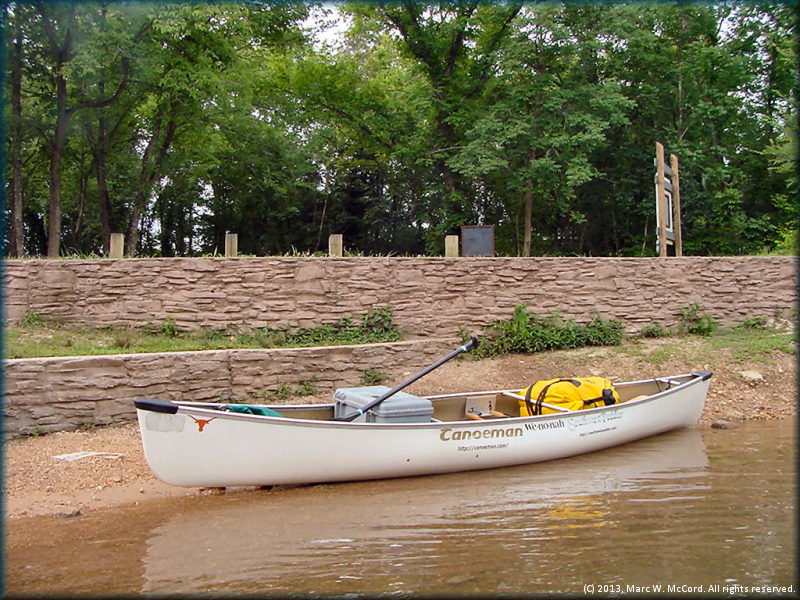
[709,327,796,362]
[5,305,402,359]
[642,345,685,365]
[590,336,691,365]
[6,304,792,367]
[4,321,247,358]
[249,305,400,348]
[615,324,794,366]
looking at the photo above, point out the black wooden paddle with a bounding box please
[333,334,480,422]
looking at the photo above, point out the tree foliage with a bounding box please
[5,1,796,257]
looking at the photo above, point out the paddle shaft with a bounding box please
[333,335,479,422]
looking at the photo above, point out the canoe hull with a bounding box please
[135,371,712,487]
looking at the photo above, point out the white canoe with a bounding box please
[134,371,712,488]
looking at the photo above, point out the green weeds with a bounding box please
[160,316,179,337]
[251,305,400,348]
[7,303,793,368]
[470,303,793,363]
[296,380,318,396]
[20,425,45,437]
[677,303,717,336]
[734,316,769,331]
[243,379,318,403]
[474,305,624,358]
[362,369,388,385]
[19,311,47,328]
[638,323,671,339]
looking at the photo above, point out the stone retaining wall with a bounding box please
[4,256,795,437]
[4,256,796,335]
[3,338,456,438]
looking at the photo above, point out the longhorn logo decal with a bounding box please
[189,415,216,432]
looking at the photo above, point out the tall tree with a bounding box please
[7,2,795,258]
[449,6,633,255]
[342,2,523,240]
[32,3,142,257]
[123,3,309,255]
[7,4,26,256]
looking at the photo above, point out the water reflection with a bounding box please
[6,419,796,596]
[142,427,709,594]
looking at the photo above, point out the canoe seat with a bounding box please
[466,410,509,421]
[628,395,650,403]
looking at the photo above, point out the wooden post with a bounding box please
[109,234,124,259]
[445,235,459,257]
[225,233,238,257]
[329,234,343,257]
[655,142,667,258]
[671,153,682,257]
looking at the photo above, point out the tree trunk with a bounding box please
[93,7,113,255]
[70,166,90,249]
[386,3,522,228]
[125,120,162,257]
[96,116,113,254]
[82,115,114,255]
[523,180,533,257]
[125,115,178,256]
[39,3,76,258]
[38,3,139,257]
[522,147,537,257]
[48,93,70,257]
[9,9,25,257]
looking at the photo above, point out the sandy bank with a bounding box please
[5,338,795,519]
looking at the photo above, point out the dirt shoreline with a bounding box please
[5,337,795,519]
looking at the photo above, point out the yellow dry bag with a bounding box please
[518,377,620,416]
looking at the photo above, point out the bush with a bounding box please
[296,380,317,396]
[735,316,769,331]
[639,323,671,338]
[475,305,623,358]
[362,369,388,385]
[677,303,717,336]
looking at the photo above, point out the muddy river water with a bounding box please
[5,418,795,596]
